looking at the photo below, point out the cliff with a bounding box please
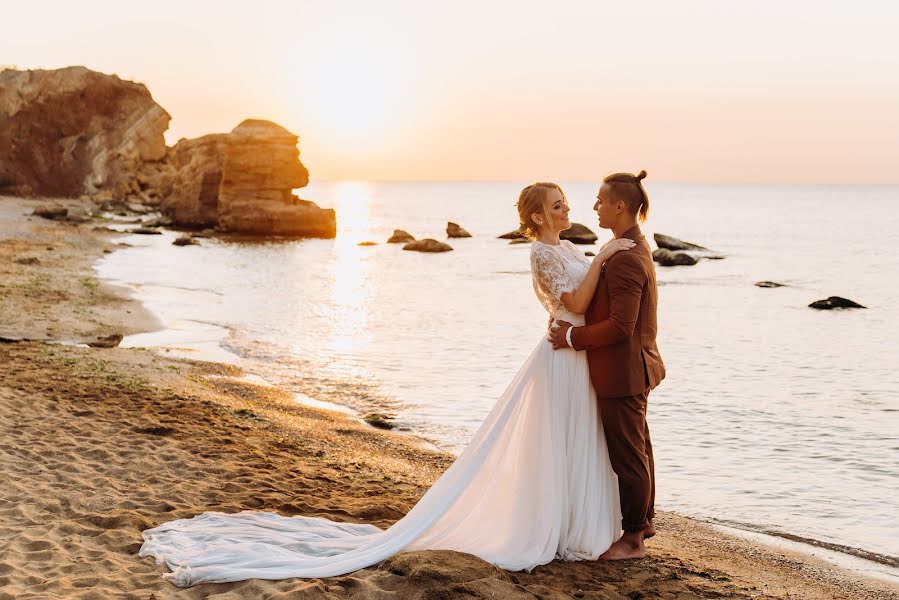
[0,67,335,237]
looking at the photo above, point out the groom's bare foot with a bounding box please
[643,519,656,539]
[600,532,646,561]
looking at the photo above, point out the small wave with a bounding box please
[705,517,898,569]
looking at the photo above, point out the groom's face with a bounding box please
[594,184,618,230]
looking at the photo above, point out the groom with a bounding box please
[548,171,665,560]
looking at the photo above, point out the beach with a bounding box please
[1,194,897,599]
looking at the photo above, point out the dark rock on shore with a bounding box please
[363,413,395,430]
[756,281,786,288]
[129,227,162,235]
[653,248,698,266]
[88,334,123,348]
[809,296,866,310]
[172,235,198,246]
[498,230,525,240]
[654,233,709,251]
[388,229,415,244]
[32,205,68,220]
[560,223,598,244]
[446,221,471,238]
[403,239,453,253]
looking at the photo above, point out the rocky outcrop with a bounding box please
[756,281,786,288]
[560,223,598,244]
[653,248,698,266]
[154,133,227,227]
[403,239,453,253]
[217,120,314,235]
[0,66,170,198]
[446,221,471,238]
[809,296,866,310]
[1,67,335,238]
[654,233,709,251]
[156,120,333,237]
[498,230,526,240]
[388,230,415,243]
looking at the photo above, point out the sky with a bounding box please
[3,0,898,183]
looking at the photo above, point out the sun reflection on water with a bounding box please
[324,181,377,359]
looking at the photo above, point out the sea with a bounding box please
[95,181,899,577]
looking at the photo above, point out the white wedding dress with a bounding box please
[139,239,621,587]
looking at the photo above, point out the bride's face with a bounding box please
[534,188,571,235]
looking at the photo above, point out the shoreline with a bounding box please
[1,194,897,599]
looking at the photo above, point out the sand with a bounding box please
[1,194,896,599]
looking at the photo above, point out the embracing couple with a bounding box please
[139,171,666,587]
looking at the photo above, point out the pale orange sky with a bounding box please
[4,1,898,183]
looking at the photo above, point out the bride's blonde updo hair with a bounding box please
[516,182,566,239]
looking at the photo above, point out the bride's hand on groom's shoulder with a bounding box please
[596,238,636,263]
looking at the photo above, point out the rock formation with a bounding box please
[0,66,169,198]
[498,230,526,240]
[756,281,786,288]
[560,223,598,245]
[0,67,335,238]
[446,221,471,238]
[403,239,453,253]
[157,120,334,236]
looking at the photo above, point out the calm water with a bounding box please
[96,181,899,565]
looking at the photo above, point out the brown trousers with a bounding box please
[599,390,655,532]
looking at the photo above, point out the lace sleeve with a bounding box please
[531,244,575,302]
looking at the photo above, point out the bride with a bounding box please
[139,182,636,587]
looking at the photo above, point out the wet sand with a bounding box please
[1,195,896,599]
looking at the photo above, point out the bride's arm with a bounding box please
[559,239,635,314]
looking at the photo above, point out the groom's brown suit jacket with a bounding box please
[570,225,665,398]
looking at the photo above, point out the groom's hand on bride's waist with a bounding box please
[548,320,573,350]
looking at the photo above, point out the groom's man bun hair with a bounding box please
[603,170,650,223]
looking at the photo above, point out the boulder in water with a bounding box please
[498,230,525,240]
[446,221,472,238]
[653,248,698,266]
[756,281,786,288]
[654,233,709,251]
[809,296,866,310]
[388,229,416,244]
[560,223,598,244]
[403,239,453,253]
